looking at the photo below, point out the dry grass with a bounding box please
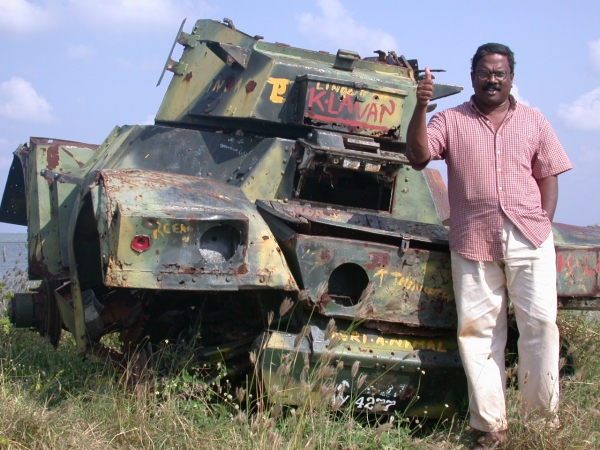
[0,277,599,450]
[426,311,600,449]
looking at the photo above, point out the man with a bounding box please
[406,43,572,449]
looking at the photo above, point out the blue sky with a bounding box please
[1,0,599,233]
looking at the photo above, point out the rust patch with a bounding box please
[317,292,331,314]
[262,235,269,240]
[28,233,61,279]
[364,252,390,270]
[398,385,417,401]
[101,297,143,326]
[245,80,257,93]
[46,144,60,171]
[62,148,85,168]
[225,74,236,91]
[320,249,331,261]
[423,168,450,222]
[237,263,249,274]
[184,72,193,82]
[364,321,453,337]
[32,137,100,150]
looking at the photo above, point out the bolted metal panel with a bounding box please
[553,222,600,302]
[260,324,466,418]
[93,169,297,291]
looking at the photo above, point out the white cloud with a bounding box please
[0,0,58,35]
[511,84,530,106]
[296,0,398,58]
[0,77,54,122]
[68,0,216,34]
[558,87,600,132]
[589,39,600,74]
[0,138,14,169]
[141,114,155,125]
[0,0,216,36]
[67,43,95,59]
[510,84,542,112]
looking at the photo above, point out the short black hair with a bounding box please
[471,43,515,73]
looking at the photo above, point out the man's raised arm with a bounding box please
[406,67,434,166]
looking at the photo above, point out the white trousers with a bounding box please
[451,220,560,432]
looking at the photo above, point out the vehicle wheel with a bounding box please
[35,280,63,348]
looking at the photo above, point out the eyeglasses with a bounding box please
[475,70,510,81]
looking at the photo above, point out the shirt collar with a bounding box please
[469,94,518,116]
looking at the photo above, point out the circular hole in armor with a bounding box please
[199,225,240,263]
[328,263,369,307]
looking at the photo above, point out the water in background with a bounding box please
[0,233,28,285]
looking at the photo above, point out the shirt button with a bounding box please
[499,187,503,191]
[497,168,502,172]
[497,151,500,155]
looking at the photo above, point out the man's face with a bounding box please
[470,54,514,107]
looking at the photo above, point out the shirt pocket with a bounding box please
[511,131,538,171]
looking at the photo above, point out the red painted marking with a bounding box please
[225,74,236,91]
[366,103,378,123]
[338,94,354,114]
[307,86,398,129]
[308,88,326,110]
[245,80,257,93]
[583,253,597,276]
[557,253,575,274]
[557,253,566,273]
[307,113,389,131]
[327,92,337,114]
[379,99,396,123]
[356,102,369,120]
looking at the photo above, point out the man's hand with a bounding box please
[406,67,434,166]
[536,175,559,222]
[416,67,434,108]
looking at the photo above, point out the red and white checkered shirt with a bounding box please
[422,96,572,261]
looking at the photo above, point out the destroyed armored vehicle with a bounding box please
[2,18,600,418]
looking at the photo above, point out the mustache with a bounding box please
[483,83,502,91]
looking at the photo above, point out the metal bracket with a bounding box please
[400,235,411,252]
[40,169,83,185]
[157,18,187,86]
[165,59,188,75]
[178,31,200,48]
[205,42,250,69]
[333,49,360,71]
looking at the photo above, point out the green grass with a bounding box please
[0,289,599,449]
